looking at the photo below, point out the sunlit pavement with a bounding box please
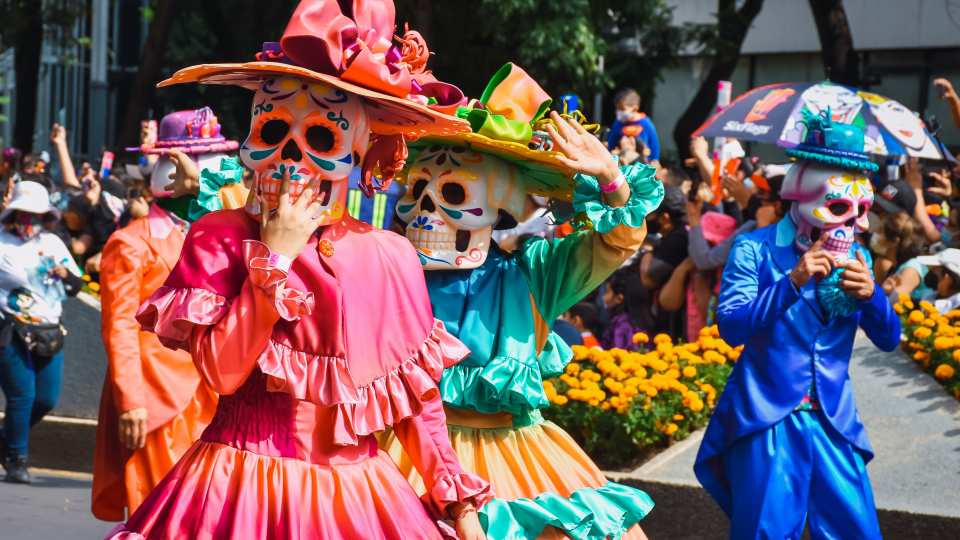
[0,469,117,539]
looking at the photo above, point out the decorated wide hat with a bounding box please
[786,107,879,172]
[157,0,469,138]
[126,107,239,155]
[408,63,593,200]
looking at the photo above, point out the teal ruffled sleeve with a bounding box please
[187,157,245,222]
[572,162,664,234]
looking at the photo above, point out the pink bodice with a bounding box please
[137,209,491,512]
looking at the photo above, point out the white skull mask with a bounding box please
[240,76,370,224]
[397,145,525,269]
[149,152,231,198]
[782,162,874,261]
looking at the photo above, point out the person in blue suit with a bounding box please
[694,111,901,539]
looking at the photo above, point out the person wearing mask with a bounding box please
[0,182,83,483]
[607,88,660,166]
[92,106,245,521]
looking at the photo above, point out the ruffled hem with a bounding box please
[260,319,469,446]
[480,482,654,540]
[573,162,664,234]
[439,355,549,416]
[107,441,448,540]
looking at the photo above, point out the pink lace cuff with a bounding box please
[425,471,493,514]
[243,240,315,321]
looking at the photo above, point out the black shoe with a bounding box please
[3,455,31,484]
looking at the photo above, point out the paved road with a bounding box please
[624,333,960,518]
[0,469,117,539]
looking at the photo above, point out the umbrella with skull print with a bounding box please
[694,80,946,160]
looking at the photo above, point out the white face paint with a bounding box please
[397,145,525,270]
[149,152,231,197]
[240,76,370,224]
[782,162,874,261]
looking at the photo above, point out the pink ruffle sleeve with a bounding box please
[138,239,314,395]
[392,390,493,514]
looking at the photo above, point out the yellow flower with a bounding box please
[552,395,569,406]
[920,300,937,314]
[673,414,685,421]
[908,310,925,324]
[88,282,101,292]
[653,333,672,345]
[81,274,91,282]
[922,318,937,328]
[663,423,679,436]
[689,399,705,412]
[913,327,933,339]
[893,304,905,315]
[934,364,956,381]
[600,401,611,410]
[643,387,658,397]
[952,349,960,363]
[934,336,954,350]
[565,363,580,375]
[913,351,929,362]
[682,366,697,378]
[632,332,650,345]
[570,345,590,360]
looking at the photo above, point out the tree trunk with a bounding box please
[672,0,764,159]
[117,0,179,148]
[12,6,43,153]
[808,0,859,86]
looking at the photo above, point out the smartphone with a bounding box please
[99,151,114,179]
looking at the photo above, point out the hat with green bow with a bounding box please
[407,63,598,200]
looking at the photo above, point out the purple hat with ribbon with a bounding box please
[126,107,239,155]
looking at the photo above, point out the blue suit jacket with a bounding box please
[693,218,900,515]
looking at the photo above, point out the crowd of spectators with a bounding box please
[514,80,960,351]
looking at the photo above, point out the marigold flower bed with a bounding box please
[895,296,960,401]
[543,326,740,469]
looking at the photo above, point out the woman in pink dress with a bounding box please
[106,2,490,538]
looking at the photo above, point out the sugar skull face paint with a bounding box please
[782,162,874,260]
[241,76,369,222]
[397,145,525,270]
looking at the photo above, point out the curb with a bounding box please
[1,414,98,473]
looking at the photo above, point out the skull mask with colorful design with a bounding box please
[782,162,874,262]
[397,145,525,270]
[240,76,369,224]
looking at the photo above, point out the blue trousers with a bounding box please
[724,411,881,540]
[0,341,63,457]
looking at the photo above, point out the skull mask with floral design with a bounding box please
[240,76,370,224]
[397,145,526,270]
[781,162,874,262]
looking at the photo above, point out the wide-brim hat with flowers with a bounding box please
[126,107,240,155]
[407,62,588,200]
[157,0,470,138]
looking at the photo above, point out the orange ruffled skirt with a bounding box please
[383,408,651,540]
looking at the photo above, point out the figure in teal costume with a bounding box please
[383,63,664,539]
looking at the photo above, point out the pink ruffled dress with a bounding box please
[106,209,490,539]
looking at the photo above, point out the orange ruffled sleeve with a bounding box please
[100,232,148,413]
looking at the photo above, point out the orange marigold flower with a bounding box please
[934,364,956,381]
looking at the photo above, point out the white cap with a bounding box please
[915,248,960,277]
[0,181,56,222]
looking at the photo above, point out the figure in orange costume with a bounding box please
[92,108,247,520]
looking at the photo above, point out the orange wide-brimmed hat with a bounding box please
[408,63,599,200]
[159,0,470,138]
